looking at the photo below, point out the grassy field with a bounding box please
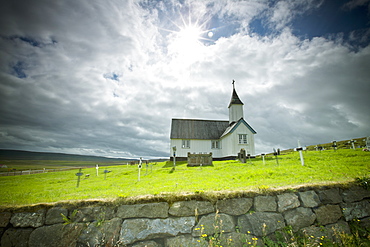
[0,149,369,207]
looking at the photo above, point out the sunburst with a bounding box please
[165,12,214,64]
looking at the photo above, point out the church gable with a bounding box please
[221,118,257,138]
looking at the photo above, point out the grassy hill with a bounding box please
[280,137,368,154]
[0,148,369,207]
[0,149,137,170]
[0,149,133,162]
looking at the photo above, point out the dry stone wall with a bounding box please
[1,185,370,246]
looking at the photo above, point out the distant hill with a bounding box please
[279,137,368,154]
[0,149,135,162]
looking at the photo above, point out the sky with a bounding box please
[0,0,369,159]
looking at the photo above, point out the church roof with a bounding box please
[170,119,229,140]
[228,88,244,108]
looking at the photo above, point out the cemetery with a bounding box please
[0,142,370,246]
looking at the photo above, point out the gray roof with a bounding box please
[170,119,229,140]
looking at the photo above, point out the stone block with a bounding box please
[325,221,352,243]
[341,200,370,221]
[119,217,195,245]
[10,209,46,228]
[45,207,68,225]
[314,204,342,225]
[0,212,12,227]
[300,225,331,240]
[342,186,370,203]
[28,223,85,247]
[254,195,277,212]
[299,191,320,208]
[216,198,253,215]
[169,201,214,216]
[277,193,300,212]
[283,207,316,232]
[1,228,33,247]
[117,202,168,219]
[238,212,285,237]
[166,235,205,247]
[318,188,342,204]
[192,213,235,237]
[73,206,115,222]
[77,217,123,247]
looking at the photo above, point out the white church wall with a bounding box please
[220,123,255,157]
[170,139,223,158]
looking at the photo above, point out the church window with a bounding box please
[211,140,221,149]
[182,140,190,148]
[238,134,248,144]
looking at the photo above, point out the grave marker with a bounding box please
[96,164,99,176]
[261,153,265,165]
[348,139,356,150]
[104,169,111,180]
[172,146,176,169]
[138,157,142,182]
[75,168,83,188]
[332,141,337,151]
[295,140,305,166]
[273,148,279,166]
[366,137,370,149]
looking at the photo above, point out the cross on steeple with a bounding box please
[232,79,235,89]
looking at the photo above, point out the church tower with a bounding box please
[228,80,244,124]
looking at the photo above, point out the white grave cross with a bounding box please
[295,140,305,166]
[138,157,142,182]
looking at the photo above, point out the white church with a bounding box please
[170,81,256,160]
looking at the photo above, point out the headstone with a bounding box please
[239,149,246,163]
[96,164,99,176]
[172,146,176,169]
[261,153,265,165]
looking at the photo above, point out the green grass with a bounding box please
[0,149,369,207]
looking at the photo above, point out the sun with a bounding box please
[167,20,210,65]
[177,24,202,45]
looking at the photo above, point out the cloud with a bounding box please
[343,0,370,10]
[0,0,369,158]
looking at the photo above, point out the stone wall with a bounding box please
[1,185,370,246]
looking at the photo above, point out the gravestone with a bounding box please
[238,149,246,163]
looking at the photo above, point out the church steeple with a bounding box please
[228,80,244,124]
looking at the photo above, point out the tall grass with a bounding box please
[0,149,369,206]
